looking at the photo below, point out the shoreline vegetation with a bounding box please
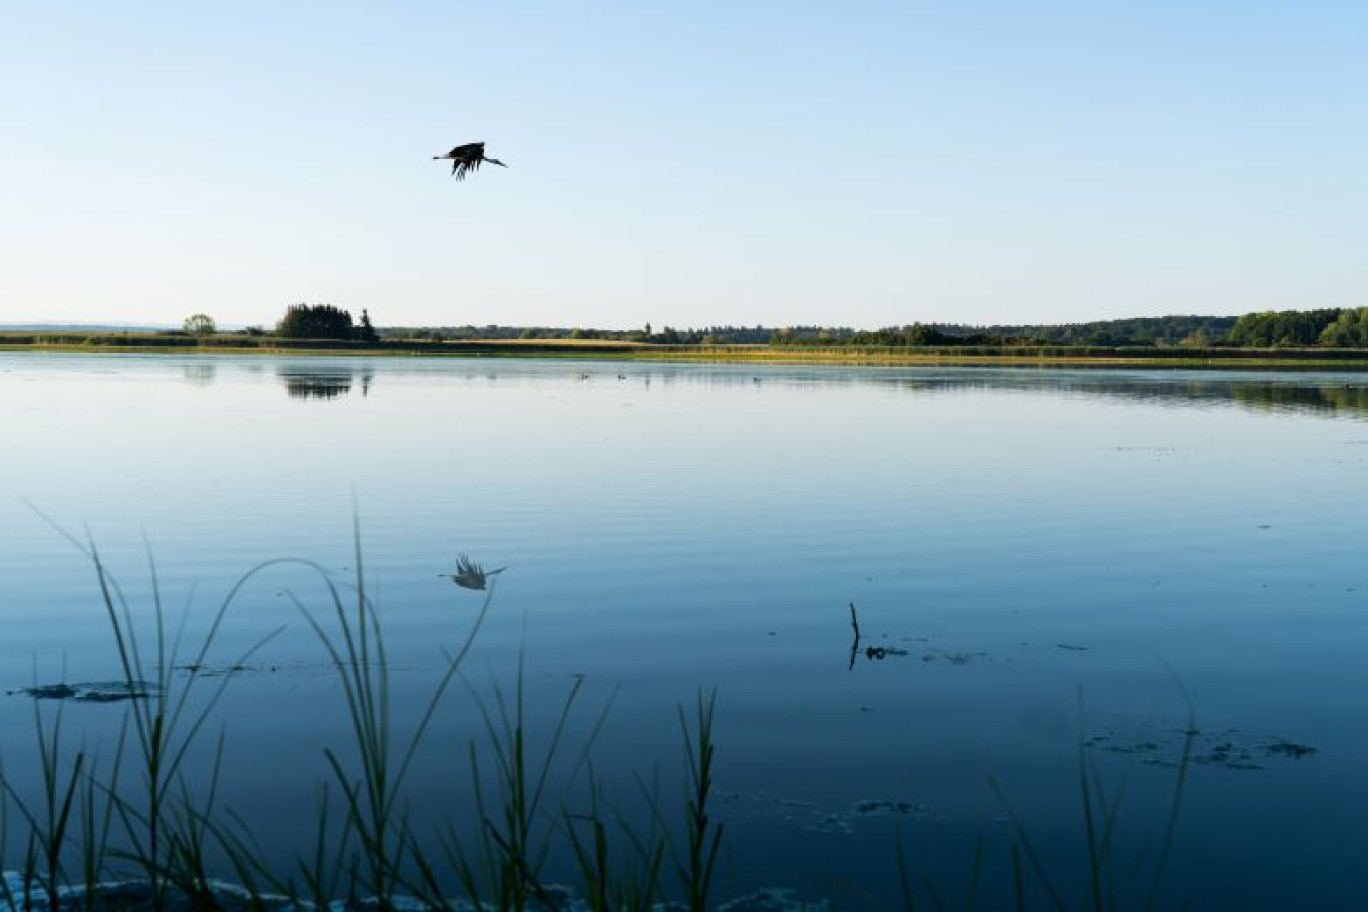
[1,520,729,912]
[6,332,1368,370]
[6,306,1368,368]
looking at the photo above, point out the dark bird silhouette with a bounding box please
[439,554,507,591]
[433,142,508,180]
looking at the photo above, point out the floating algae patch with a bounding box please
[1191,738,1266,771]
[921,649,987,666]
[1086,726,1319,771]
[1263,737,1318,759]
[719,789,939,838]
[851,799,935,818]
[7,680,160,702]
[861,645,910,660]
[1190,733,1320,770]
[176,661,254,677]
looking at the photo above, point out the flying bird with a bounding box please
[433,142,508,180]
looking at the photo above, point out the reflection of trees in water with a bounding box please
[1228,383,1368,416]
[610,365,1367,419]
[278,366,375,400]
[282,373,351,400]
[671,367,1368,418]
[261,360,1364,416]
[181,363,217,386]
[872,372,1368,419]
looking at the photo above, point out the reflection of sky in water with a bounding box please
[1,353,1366,908]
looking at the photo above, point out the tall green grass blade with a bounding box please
[676,689,723,912]
[2,676,89,912]
[1010,843,1025,912]
[893,820,918,912]
[988,776,1067,912]
[1075,691,1104,912]
[1143,671,1197,912]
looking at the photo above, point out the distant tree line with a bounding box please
[152,306,1368,349]
[379,324,774,344]
[773,311,1368,349]
[380,316,1257,348]
[1319,307,1368,347]
[1227,308,1368,348]
[967,315,1239,347]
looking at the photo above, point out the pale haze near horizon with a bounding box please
[1,1,1364,331]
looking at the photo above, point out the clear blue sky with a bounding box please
[1,1,1364,329]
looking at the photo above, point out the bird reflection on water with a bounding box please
[441,554,507,590]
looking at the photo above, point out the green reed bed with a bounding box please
[0,517,735,912]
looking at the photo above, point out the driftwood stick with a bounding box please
[847,602,862,671]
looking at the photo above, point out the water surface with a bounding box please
[1,353,1365,908]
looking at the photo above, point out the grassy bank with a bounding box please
[6,331,1368,369]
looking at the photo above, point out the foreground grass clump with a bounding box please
[0,520,730,912]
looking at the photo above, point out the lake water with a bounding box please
[1,352,1366,909]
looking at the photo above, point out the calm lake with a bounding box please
[2,352,1365,909]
